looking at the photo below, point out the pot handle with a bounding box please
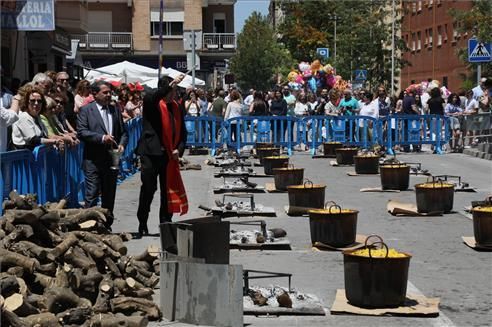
[303,179,314,189]
[485,195,492,205]
[272,151,280,157]
[324,201,338,209]
[287,164,295,170]
[368,241,389,259]
[328,204,342,214]
[364,234,384,249]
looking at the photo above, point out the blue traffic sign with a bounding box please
[468,38,491,63]
[354,70,367,81]
[316,48,329,59]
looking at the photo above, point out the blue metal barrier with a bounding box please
[184,116,224,155]
[0,117,142,212]
[305,116,380,154]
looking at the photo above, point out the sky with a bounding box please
[234,0,270,33]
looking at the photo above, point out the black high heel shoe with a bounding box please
[138,223,149,237]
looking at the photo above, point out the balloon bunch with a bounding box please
[286,60,351,93]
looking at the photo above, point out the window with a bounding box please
[424,29,428,46]
[150,21,183,37]
[417,0,422,11]
[417,31,422,50]
[412,1,416,13]
[442,76,448,87]
[437,26,442,46]
[428,0,433,7]
[428,28,433,47]
[444,24,448,42]
[437,0,441,5]
[452,22,460,42]
[411,33,416,51]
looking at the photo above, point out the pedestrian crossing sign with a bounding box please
[354,69,367,81]
[468,38,491,63]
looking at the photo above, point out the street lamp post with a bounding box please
[327,14,339,62]
[391,0,395,96]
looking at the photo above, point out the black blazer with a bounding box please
[77,101,128,161]
[135,89,186,157]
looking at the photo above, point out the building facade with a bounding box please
[400,0,473,92]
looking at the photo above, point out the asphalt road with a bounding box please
[113,149,492,327]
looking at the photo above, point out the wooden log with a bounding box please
[103,257,122,277]
[34,273,56,289]
[4,293,39,317]
[43,287,92,314]
[79,241,105,260]
[132,244,160,263]
[0,229,6,240]
[16,278,28,297]
[8,191,34,210]
[153,259,160,275]
[0,224,34,249]
[6,267,24,277]
[4,207,46,225]
[60,209,107,226]
[129,260,151,271]
[110,296,162,321]
[69,268,103,291]
[0,218,16,234]
[102,235,127,255]
[10,241,50,261]
[0,275,20,297]
[89,313,148,327]
[53,199,67,210]
[119,232,133,242]
[93,276,114,313]
[1,307,27,327]
[47,232,78,261]
[0,249,40,273]
[56,306,92,325]
[125,266,159,289]
[25,294,46,311]
[64,246,96,270]
[113,278,153,299]
[38,211,60,226]
[22,312,60,326]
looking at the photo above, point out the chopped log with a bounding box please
[63,246,96,270]
[1,308,27,327]
[56,306,92,325]
[125,266,159,288]
[89,313,148,327]
[132,244,159,263]
[10,241,50,261]
[110,297,162,321]
[0,224,34,249]
[4,207,46,225]
[113,278,153,299]
[103,257,122,277]
[8,191,34,210]
[0,249,40,273]
[93,276,113,313]
[102,235,127,255]
[0,218,16,234]
[78,220,97,230]
[79,241,105,260]
[43,287,92,314]
[153,259,160,275]
[0,275,20,297]
[37,262,57,275]
[38,211,60,226]
[22,312,59,326]
[16,278,28,297]
[0,229,5,240]
[6,267,24,277]
[4,293,39,317]
[25,294,46,311]
[119,232,133,242]
[129,260,151,271]
[69,268,103,291]
[47,232,78,261]
[60,209,107,227]
[53,266,69,288]
[53,199,66,210]
[34,273,56,289]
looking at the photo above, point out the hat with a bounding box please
[480,77,487,83]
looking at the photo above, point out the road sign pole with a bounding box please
[192,30,196,89]
[477,64,481,85]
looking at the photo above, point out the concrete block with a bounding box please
[161,261,243,327]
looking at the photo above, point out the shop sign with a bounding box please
[1,0,55,31]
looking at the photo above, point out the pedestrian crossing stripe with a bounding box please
[470,42,491,58]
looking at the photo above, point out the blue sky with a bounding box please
[234,0,270,33]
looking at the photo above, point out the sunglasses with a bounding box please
[29,99,42,105]
[58,78,69,82]
[55,99,65,105]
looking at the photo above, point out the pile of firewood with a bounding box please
[0,191,161,327]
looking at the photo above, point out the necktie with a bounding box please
[102,106,111,134]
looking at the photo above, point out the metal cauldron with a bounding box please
[323,142,343,157]
[287,180,326,215]
[308,201,358,247]
[380,160,410,190]
[263,155,289,175]
[256,147,280,165]
[256,142,274,150]
[335,148,359,165]
[354,154,380,174]
[343,235,412,308]
[472,198,492,246]
[272,165,304,191]
[415,179,454,213]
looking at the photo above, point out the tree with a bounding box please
[278,0,407,91]
[230,12,293,90]
[449,0,492,77]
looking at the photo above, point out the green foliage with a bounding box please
[229,12,294,91]
[278,0,407,91]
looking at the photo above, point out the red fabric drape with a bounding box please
[159,100,188,215]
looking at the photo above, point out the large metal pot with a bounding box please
[354,154,380,174]
[287,180,326,215]
[343,235,412,308]
[335,148,358,165]
[472,201,492,247]
[415,180,454,213]
[256,147,280,165]
[256,142,274,150]
[272,165,304,191]
[380,162,410,190]
[263,156,289,175]
[308,201,358,247]
[323,142,343,157]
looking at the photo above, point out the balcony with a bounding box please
[202,33,236,51]
[71,32,133,51]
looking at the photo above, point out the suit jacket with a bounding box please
[77,101,128,162]
[135,89,186,157]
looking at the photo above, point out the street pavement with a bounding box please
[112,147,492,327]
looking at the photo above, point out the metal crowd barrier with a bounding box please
[0,117,142,213]
[183,114,451,155]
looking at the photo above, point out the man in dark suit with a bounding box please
[77,81,128,226]
[135,74,186,242]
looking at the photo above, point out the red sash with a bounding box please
[159,100,188,215]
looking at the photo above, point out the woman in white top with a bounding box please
[74,80,92,114]
[358,92,379,141]
[224,90,243,142]
[185,90,199,117]
[294,93,309,116]
[12,85,61,150]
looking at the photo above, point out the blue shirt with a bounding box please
[338,98,359,116]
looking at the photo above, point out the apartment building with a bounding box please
[400,0,473,92]
[1,0,236,86]
[72,0,236,86]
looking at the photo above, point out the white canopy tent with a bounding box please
[83,60,205,89]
